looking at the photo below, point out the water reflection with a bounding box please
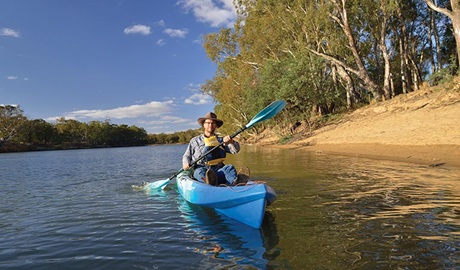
[176,197,284,269]
[228,146,460,269]
[317,159,460,269]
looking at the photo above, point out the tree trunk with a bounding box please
[429,10,437,73]
[334,63,356,108]
[426,0,460,68]
[378,3,392,99]
[328,0,383,100]
[453,11,460,68]
[430,7,443,70]
[399,37,409,94]
[395,5,410,94]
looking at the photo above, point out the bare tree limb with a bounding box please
[425,0,453,20]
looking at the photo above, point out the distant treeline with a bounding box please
[148,129,201,145]
[0,105,200,153]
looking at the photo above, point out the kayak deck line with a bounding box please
[213,182,270,193]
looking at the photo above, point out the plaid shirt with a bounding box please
[182,134,240,168]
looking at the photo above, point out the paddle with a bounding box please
[145,100,286,190]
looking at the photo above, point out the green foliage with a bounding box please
[201,0,457,131]
[203,28,238,63]
[147,129,201,145]
[0,105,27,144]
[17,119,57,145]
[279,135,292,145]
[246,51,346,125]
[427,56,459,86]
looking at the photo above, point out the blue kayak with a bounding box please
[176,172,277,229]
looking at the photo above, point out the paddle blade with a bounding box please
[246,100,286,129]
[146,179,171,190]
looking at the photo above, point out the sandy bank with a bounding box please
[274,143,460,168]
[259,82,460,168]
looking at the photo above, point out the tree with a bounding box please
[54,117,87,144]
[302,0,384,100]
[203,27,254,129]
[0,105,27,145]
[18,119,57,145]
[426,0,460,68]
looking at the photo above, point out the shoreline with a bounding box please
[259,86,460,169]
[270,143,460,168]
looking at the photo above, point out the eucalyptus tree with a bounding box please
[0,105,27,145]
[393,1,417,94]
[241,1,335,107]
[295,0,395,100]
[17,119,57,145]
[204,0,346,133]
[203,28,248,134]
[426,0,460,68]
[54,117,87,144]
[428,0,443,72]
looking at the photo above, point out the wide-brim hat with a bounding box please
[197,112,224,127]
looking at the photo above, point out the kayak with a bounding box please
[176,172,277,229]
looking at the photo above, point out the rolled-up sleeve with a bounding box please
[225,141,240,154]
[182,143,193,167]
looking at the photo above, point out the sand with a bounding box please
[257,82,460,168]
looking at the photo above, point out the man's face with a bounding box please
[203,120,217,134]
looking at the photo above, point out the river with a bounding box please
[1,145,459,269]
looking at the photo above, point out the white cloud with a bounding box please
[123,24,151,35]
[184,93,213,105]
[177,0,237,28]
[43,98,212,134]
[163,28,188,38]
[53,100,175,121]
[142,115,189,125]
[6,76,18,80]
[0,28,20,38]
[192,36,203,44]
[140,115,197,134]
[156,39,166,46]
[155,20,166,27]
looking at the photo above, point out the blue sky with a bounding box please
[0,0,236,134]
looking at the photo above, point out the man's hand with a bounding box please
[223,135,234,145]
[183,164,191,170]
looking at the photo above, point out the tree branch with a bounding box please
[425,0,453,20]
[307,48,360,76]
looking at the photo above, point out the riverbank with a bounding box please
[276,143,460,168]
[256,79,460,168]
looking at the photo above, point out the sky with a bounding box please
[0,0,237,134]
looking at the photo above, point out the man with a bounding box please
[182,112,249,186]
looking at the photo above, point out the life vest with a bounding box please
[203,135,226,166]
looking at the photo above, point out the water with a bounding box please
[1,145,459,269]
